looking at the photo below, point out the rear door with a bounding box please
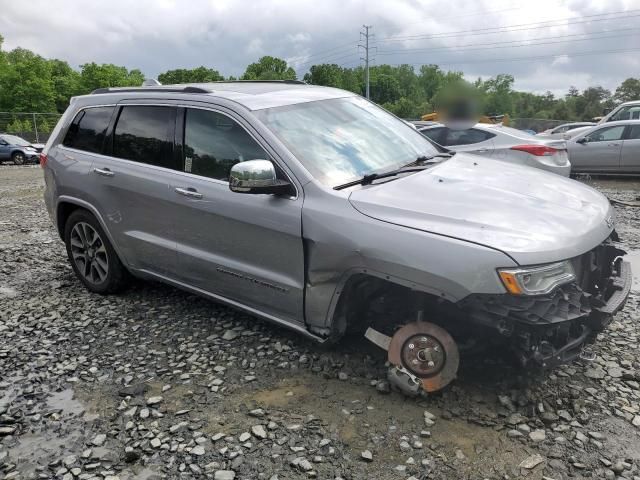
[89,103,180,275]
[569,125,625,172]
[169,106,305,325]
[620,124,640,173]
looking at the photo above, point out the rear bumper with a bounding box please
[460,242,631,368]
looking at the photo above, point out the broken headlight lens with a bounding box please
[498,261,575,295]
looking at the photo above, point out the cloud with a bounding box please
[0,0,638,93]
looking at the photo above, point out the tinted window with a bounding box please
[420,127,447,145]
[611,105,640,121]
[113,106,177,169]
[553,126,568,133]
[627,125,640,140]
[63,107,113,153]
[445,128,495,146]
[184,109,269,181]
[585,126,625,143]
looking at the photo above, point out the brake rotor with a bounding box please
[388,322,459,393]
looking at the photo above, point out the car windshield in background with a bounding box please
[1,135,30,146]
[255,96,439,187]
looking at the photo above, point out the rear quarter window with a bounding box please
[62,106,114,153]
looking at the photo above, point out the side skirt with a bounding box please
[134,268,326,344]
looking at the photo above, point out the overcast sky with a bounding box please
[1,0,639,95]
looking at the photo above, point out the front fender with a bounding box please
[301,183,516,332]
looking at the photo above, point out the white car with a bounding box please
[536,122,596,140]
[415,122,571,176]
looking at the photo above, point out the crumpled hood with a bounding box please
[349,154,614,266]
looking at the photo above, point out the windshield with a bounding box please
[0,135,30,146]
[254,96,439,187]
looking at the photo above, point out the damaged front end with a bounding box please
[460,238,632,368]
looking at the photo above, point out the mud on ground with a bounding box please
[1,166,639,480]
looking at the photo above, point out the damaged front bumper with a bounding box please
[460,241,632,368]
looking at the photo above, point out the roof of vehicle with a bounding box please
[87,80,355,111]
[556,122,596,128]
[587,119,640,127]
[618,100,640,106]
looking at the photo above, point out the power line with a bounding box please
[290,0,572,67]
[287,40,359,63]
[376,29,640,56]
[378,9,640,43]
[387,47,640,68]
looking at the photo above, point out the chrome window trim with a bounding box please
[64,102,300,200]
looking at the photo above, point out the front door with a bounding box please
[169,106,305,325]
[569,125,625,172]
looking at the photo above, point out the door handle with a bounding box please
[175,187,203,199]
[93,167,114,177]
[607,143,620,146]
[476,148,489,153]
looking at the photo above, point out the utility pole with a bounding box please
[359,25,374,99]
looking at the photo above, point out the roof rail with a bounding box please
[91,86,211,95]
[207,80,307,85]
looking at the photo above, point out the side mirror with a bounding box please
[229,159,292,195]
[0,140,8,146]
[576,137,588,144]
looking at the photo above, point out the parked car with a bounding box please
[567,120,640,174]
[0,134,40,164]
[536,122,596,139]
[414,122,571,176]
[42,81,631,394]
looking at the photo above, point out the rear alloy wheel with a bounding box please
[64,210,128,293]
[12,152,25,165]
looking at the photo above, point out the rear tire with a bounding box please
[12,152,25,165]
[64,210,128,294]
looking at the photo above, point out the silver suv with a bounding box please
[42,81,632,394]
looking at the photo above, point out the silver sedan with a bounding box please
[567,120,640,174]
[415,122,571,176]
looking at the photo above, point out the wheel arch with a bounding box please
[318,268,460,340]
[55,196,127,264]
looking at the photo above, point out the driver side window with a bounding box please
[184,109,270,181]
[584,126,625,143]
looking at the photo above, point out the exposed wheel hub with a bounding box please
[365,321,460,394]
[402,334,445,377]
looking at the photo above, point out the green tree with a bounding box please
[242,56,296,81]
[303,64,343,88]
[157,66,224,84]
[49,59,81,112]
[614,78,640,103]
[79,63,145,92]
[0,48,57,112]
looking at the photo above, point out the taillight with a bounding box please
[39,152,47,168]
[510,145,558,156]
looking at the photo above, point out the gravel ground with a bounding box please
[1,165,639,480]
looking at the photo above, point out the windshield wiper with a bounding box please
[334,165,431,190]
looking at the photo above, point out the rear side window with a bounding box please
[63,106,113,153]
[445,128,495,146]
[420,127,446,145]
[113,106,177,169]
[183,108,269,181]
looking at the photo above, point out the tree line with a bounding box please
[1,33,639,125]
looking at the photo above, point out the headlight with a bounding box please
[498,261,575,295]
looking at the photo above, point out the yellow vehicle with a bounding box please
[421,112,510,126]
